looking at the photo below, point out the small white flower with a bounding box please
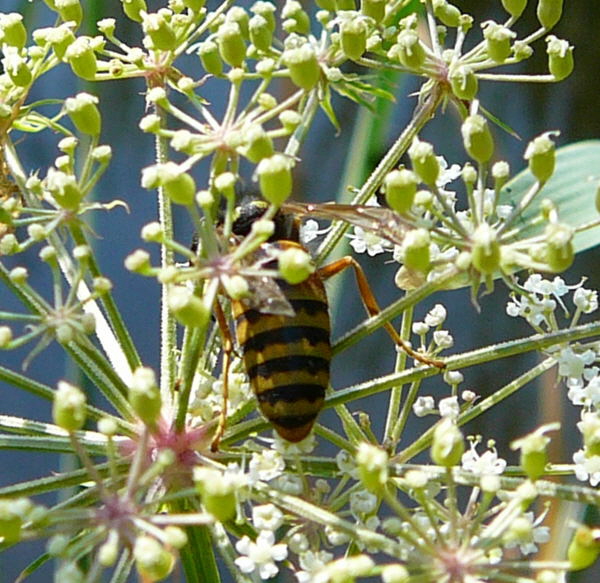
[425,304,447,327]
[347,226,393,256]
[336,449,358,477]
[252,504,284,532]
[272,473,304,494]
[461,389,477,402]
[439,396,460,419]
[350,490,378,515]
[461,441,507,476]
[235,531,288,580]
[412,321,430,336]
[433,330,454,348]
[556,346,596,380]
[444,370,464,386]
[413,396,435,417]
[296,550,334,583]
[574,286,598,314]
[325,525,351,546]
[300,219,330,244]
[248,450,285,483]
[573,449,600,486]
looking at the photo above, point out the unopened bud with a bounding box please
[431,418,464,467]
[278,247,314,284]
[502,0,527,18]
[256,154,293,205]
[56,0,83,26]
[461,114,494,164]
[53,381,86,432]
[449,65,478,100]
[65,93,101,136]
[283,44,320,90]
[198,40,223,76]
[130,366,162,426]
[361,0,385,23]
[524,132,556,183]
[65,36,97,80]
[134,536,175,581]
[122,0,147,22]
[537,0,563,30]
[143,12,177,51]
[408,139,440,186]
[217,22,246,67]
[390,30,426,70]
[546,36,574,81]
[568,525,600,571]
[194,467,236,521]
[0,13,27,48]
[433,0,461,28]
[402,228,431,272]
[471,223,500,274]
[168,286,210,329]
[243,125,274,163]
[356,442,388,493]
[340,18,367,61]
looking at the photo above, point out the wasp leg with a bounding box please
[318,257,445,369]
[211,300,233,451]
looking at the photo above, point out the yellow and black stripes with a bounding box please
[232,272,331,442]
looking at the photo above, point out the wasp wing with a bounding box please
[284,202,414,247]
[242,274,295,317]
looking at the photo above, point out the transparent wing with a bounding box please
[243,275,295,317]
[284,201,414,246]
[240,244,295,317]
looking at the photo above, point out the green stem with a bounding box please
[154,107,177,399]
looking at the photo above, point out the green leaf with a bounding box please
[499,140,600,253]
[319,85,341,133]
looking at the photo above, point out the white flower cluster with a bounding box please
[507,274,600,486]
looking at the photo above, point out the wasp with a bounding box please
[207,199,444,448]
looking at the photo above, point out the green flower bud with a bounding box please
[256,153,293,205]
[471,223,500,274]
[2,51,32,87]
[491,161,510,190]
[0,13,27,48]
[390,30,426,70]
[249,15,273,52]
[134,536,175,581]
[278,247,315,284]
[251,1,276,32]
[198,40,223,76]
[449,65,478,100]
[0,326,13,348]
[194,467,236,521]
[45,168,82,210]
[226,6,250,39]
[55,0,83,27]
[502,0,527,18]
[183,0,205,11]
[408,138,440,186]
[546,35,574,81]
[168,286,210,328]
[282,44,320,90]
[383,168,417,214]
[53,381,86,432]
[461,114,494,164]
[64,93,101,136]
[243,125,274,162]
[544,222,574,272]
[125,250,152,274]
[43,24,76,61]
[129,366,162,426]
[151,162,196,205]
[143,12,177,51]
[282,1,310,35]
[568,526,600,571]
[316,0,336,10]
[432,0,461,28]
[361,0,385,23]
[356,442,388,493]
[279,110,302,133]
[537,0,563,30]
[402,228,431,272]
[524,132,556,183]
[65,36,98,80]
[141,221,164,242]
[431,418,464,467]
[221,274,250,300]
[340,18,368,61]
[217,22,246,67]
[122,0,147,22]
[0,499,25,542]
[482,21,515,63]
[381,564,409,583]
[511,423,558,481]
